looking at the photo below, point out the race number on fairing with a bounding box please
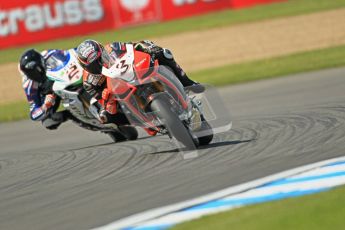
[102,44,135,82]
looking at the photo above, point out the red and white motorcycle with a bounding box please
[102,44,214,150]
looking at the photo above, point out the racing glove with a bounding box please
[42,94,56,111]
[134,40,162,55]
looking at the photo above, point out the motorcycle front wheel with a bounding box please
[150,94,198,150]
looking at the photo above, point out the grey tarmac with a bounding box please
[0,67,345,230]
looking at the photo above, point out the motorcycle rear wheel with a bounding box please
[107,131,127,142]
[119,125,139,140]
[107,126,138,142]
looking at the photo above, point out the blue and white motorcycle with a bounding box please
[45,49,138,142]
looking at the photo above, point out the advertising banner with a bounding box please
[0,0,115,49]
[230,0,283,8]
[0,0,284,49]
[112,0,161,27]
[160,0,229,21]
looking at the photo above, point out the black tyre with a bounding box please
[118,125,139,140]
[150,95,198,150]
[107,126,138,142]
[107,131,127,142]
[197,115,213,145]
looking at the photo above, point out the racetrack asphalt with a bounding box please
[1,67,345,230]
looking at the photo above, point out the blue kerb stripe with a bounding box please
[263,171,345,187]
[119,160,345,230]
[325,160,345,167]
[183,188,328,211]
[122,224,172,230]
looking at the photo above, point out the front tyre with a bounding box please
[150,95,198,150]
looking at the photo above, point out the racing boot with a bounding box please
[157,48,205,93]
[178,72,205,94]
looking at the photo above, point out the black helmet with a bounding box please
[76,39,109,75]
[19,49,46,83]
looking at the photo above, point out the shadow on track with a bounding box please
[199,139,254,150]
[148,139,254,155]
[66,136,155,151]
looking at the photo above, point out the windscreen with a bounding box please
[46,50,70,71]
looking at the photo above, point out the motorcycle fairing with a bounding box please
[47,49,84,94]
[103,51,191,129]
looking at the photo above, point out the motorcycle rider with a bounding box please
[19,49,70,130]
[76,39,205,125]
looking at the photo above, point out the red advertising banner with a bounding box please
[160,0,229,21]
[112,0,161,27]
[0,0,284,49]
[230,0,284,8]
[0,0,115,49]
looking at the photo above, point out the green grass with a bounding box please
[2,0,345,122]
[191,44,345,86]
[0,101,29,122]
[1,0,345,64]
[2,44,345,123]
[172,185,345,230]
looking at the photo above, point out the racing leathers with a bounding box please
[19,50,68,130]
[81,40,203,124]
[133,40,202,89]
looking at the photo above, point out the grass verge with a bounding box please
[172,185,345,230]
[1,0,345,64]
[191,44,345,86]
[1,44,345,123]
[0,101,29,122]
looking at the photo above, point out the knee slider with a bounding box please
[163,48,174,60]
